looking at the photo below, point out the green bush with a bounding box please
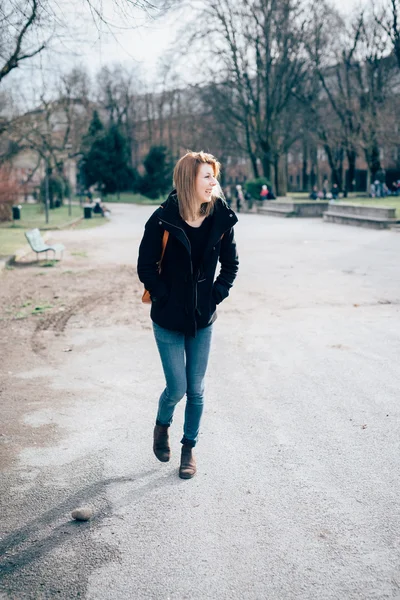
[39,170,64,208]
[81,115,138,195]
[245,177,272,199]
[138,146,172,199]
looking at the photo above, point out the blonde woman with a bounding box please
[137,151,239,479]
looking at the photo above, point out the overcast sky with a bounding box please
[5,0,365,107]
[75,0,363,76]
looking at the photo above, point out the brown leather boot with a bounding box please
[179,444,196,479]
[153,425,170,462]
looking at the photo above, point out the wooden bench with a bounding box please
[25,228,65,260]
[323,204,398,229]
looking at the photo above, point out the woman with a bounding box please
[137,151,239,479]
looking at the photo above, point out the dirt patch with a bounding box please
[0,260,147,469]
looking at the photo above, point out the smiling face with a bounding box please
[194,163,218,206]
[173,151,221,221]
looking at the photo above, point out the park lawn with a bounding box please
[1,204,82,229]
[286,192,400,216]
[76,192,162,205]
[0,203,107,258]
[0,230,28,257]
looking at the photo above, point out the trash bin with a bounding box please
[83,205,92,219]
[12,205,21,220]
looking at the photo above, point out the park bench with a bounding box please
[25,228,65,260]
[258,200,329,218]
[323,204,399,230]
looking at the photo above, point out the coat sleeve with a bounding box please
[213,226,239,304]
[137,213,168,303]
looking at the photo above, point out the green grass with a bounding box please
[0,203,107,257]
[71,251,88,258]
[289,192,400,217]
[0,230,27,257]
[1,204,83,229]
[31,303,53,314]
[72,217,108,230]
[75,192,162,205]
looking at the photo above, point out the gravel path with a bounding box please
[1,204,400,599]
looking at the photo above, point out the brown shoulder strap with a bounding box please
[160,230,169,262]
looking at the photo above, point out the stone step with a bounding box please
[324,213,398,229]
[258,201,329,218]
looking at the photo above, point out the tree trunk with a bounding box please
[370,143,381,180]
[278,155,287,197]
[261,152,271,182]
[324,144,341,188]
[310,146,318,189]
[273,156,279,195]
[250,154,259,178]
[346,149,357,192]
[302,140,308,191]
[273,155,287,197]
[338,147,344,190]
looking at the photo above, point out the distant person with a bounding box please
[93,197,103,214]
[245,190,253,210]
[224,185,232,208]
[309,186,319,200]
[93,198,110,217]
[322,177,329,199]
[370,182,376,198]
[260,184,269,203]
[331,183,339,200]
[376,168,386,198]
[236,184,244,212]
[137,151,239,479]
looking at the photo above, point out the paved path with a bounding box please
[1,204,400,599]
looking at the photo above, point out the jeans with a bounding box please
[152,322,213,447]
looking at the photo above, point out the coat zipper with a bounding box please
[158,217,196,327]
[158,215,231,333]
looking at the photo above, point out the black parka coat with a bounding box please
[137,191,239,337]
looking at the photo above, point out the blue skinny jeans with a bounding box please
[152,322,213,447]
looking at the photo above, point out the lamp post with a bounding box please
[44,127,52,225]
[44,158,50,225]
[65,145,73,217]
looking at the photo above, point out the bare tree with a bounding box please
[303,0,397,190]
[375,0,400,70]
[4,70,94,194]
[302,2,363,189]
[0,0,170,87]
[176,0,308,194]
[96,64,144,168]
[0,0,49,85]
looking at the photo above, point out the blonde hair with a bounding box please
[173,151,221,221]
